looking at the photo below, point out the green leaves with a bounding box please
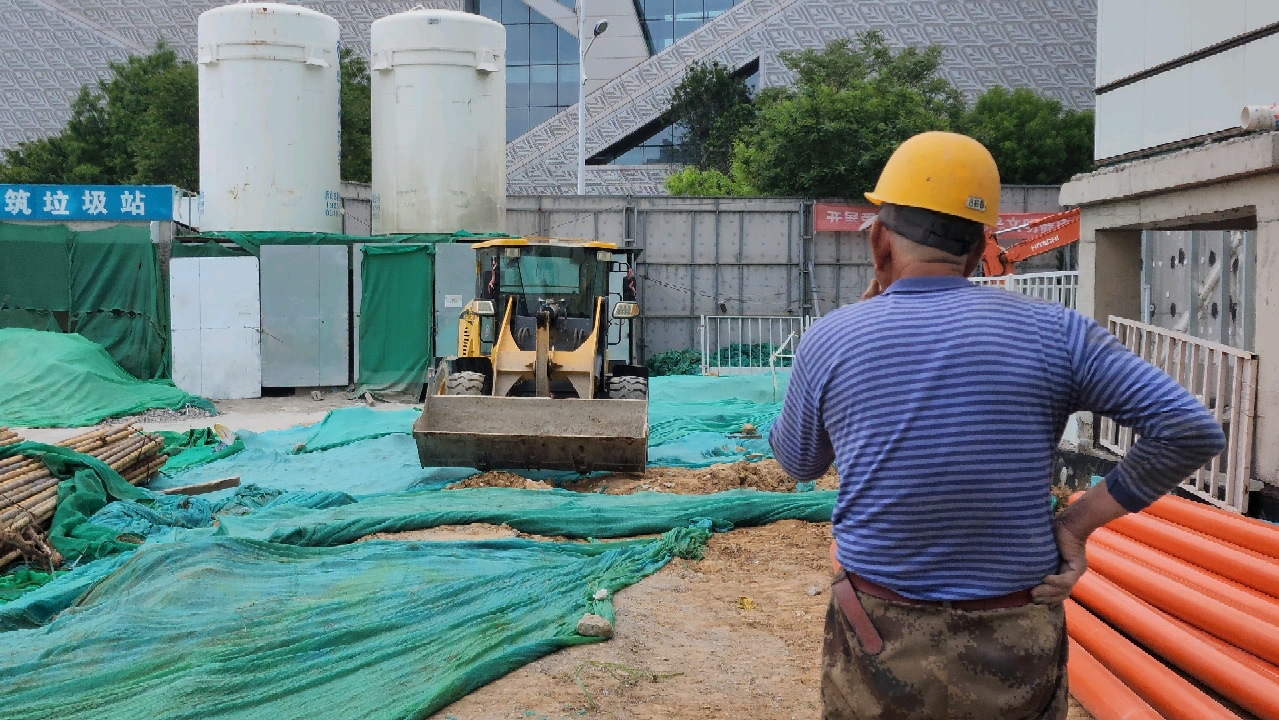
[340,48,372,184]
[958,86,1094,185]
[665,61,756,174]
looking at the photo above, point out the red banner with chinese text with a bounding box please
[814,203,1068,241]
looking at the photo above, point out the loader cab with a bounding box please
[470,239,640,363]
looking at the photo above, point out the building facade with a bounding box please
[1,0,1097,195]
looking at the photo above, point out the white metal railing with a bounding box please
[1099,317,1259,513]
[971,271,1079,309]
[699,315,811,375]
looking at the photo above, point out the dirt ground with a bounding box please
[420,519,1091,720]
[446,460,841,495]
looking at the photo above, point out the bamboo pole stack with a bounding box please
[0,425,167,571]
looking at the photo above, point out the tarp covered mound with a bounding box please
[0,329,212,427]
[217,486,836,547]
[0,530,706,720]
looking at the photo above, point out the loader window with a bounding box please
[498,246,607,318]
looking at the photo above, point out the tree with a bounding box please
[340,47,372,184]
[665,61,755,173]
[729,33,964,199]
[960,86,1094,185]
[0,41,199,189]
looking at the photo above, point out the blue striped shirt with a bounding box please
[769,275,1226,600]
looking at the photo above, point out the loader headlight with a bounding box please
[612,301,639,319]
[473,300,495,316]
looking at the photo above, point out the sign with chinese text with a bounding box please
[814,202,1065,241]
[814,203,879,232]
[0,185,176,222]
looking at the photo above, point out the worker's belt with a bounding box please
[831,569,1034,656]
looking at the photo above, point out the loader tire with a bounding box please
[444,371,486,396]
[608,376,648,400]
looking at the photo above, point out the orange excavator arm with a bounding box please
[980,208,1081,276]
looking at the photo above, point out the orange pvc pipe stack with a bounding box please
[1085,541,1279,665]
[1104,511,1279,598]
[1159,607,1279,686]
[1072,572,1279,720]
[1090,527,1279,623]
[1065,599,1235,720]
[1144,495,1279,561]
[1066,638,1163,720]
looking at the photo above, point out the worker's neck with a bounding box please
[888,259,968,283]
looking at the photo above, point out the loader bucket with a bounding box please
[413,395,649,473]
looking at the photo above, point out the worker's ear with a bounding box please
[961,235,987,277]
[869,220,893,272]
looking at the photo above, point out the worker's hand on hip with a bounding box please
[860,278,882,302]
[1030,520,1088,604]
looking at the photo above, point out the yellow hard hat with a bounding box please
[864,131,1000,226]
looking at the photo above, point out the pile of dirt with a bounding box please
[446,472,552,491]
[449,460,839,496]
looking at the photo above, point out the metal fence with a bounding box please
[970,271,1079,309]
[1099,317,1258,513]
[699,315,811,375]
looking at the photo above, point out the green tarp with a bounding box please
[292,406,421,454]
[217,486,836,547]
[356,244,435,397]
[0,329,212,427]
[0,222,170,379]
[195,230,509,256]
[0,530,706,720]
[155,428,245,475]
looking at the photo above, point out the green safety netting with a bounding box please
[293,406,421,454]
[144,423,471,497]
[194,229,509,256]
[168,239,251,258]
[217,486,835,547]
[0,530,706,720]
[0,222,170,379]
[646,348,703,376]
[155,428,245,475]
[356,244,435,397]
[0,329,212,427]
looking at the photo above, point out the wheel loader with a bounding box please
[413,237,649,473]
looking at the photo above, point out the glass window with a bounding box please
[478,0,502,22]
[645,20,673,50]
[507,24,530,65]
[507,107,530,141]
[674,0,702,21]
[557,27,578,64]
[529,23,559,65]
[558,64,578,106]
[674,18,700,40]
[645,0,674,20]
[704,0,732,16]
[501,0,529,23]
[506,66,529,108]
[529,105,557,128]
[529,65,558,106]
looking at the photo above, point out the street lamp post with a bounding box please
[577,5,607,195]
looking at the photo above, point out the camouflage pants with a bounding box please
[820,589,1068,720]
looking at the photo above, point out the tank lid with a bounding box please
[201,2,338,23]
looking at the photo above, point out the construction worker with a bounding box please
[769,131,1226,720]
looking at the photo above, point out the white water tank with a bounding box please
[198,2,341,232]
[371,8,506,234]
